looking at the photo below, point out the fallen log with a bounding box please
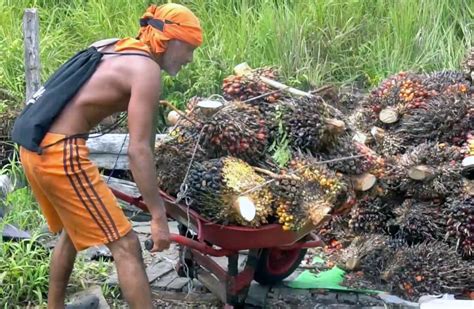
[86,134,165,170]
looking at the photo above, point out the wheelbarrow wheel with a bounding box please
[254,247,307,285]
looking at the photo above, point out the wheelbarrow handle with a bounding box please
[144,234,237,257]
[144,233,181,251]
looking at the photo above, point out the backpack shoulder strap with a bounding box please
[89,38,120,50]
[100,51,154,59]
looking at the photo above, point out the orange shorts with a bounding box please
[20,132,132,251]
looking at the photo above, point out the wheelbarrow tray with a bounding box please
[111,188,321,252]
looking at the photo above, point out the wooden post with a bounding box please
[23,8,41,102]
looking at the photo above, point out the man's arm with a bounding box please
[127,58,170,251]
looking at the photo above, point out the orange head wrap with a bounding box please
[135,3,203,54]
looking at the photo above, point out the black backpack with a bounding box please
[11,43,152,154]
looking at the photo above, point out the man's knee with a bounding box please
[56,231,76,251]
[107,230,142,259]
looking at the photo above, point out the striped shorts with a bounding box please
[20,132,132,251]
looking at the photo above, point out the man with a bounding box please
[16,3,202,308]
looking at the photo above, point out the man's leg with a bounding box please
[106,230,153,309]
[48,231,77,309]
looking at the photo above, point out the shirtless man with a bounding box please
[15,4,202,309]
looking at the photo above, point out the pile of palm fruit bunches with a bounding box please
[153,49,474,300]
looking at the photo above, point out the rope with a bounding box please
[173,126,205,295]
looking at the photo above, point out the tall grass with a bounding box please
[0,0,472,105]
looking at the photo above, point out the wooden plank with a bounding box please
[166,277,190,291]
[87,134,166,170]
[151,271,179,289]
[145,261,174,283]
[103,176,140,197]
[22,9,41,102]
[150,290,220,306]
[87,133,166,154]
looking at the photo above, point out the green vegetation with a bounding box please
[1,0,472,105]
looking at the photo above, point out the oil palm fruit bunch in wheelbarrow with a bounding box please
[280,96,346,152]
[186,156,273,227]
[193,102,269,164]
[381,241,474,301]
[222,66,283,103]
[387,199,446,245]
[323,133,386,178]
[271,157,350,231]
[445,195,474,259]
[396,142,465,200]
[397,93,473,146]
[154,135,207,196]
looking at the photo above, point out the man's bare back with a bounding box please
[49,41,160,136]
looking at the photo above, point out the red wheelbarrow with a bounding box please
[111,188,323,307]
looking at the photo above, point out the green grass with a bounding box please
[0,0,472,105]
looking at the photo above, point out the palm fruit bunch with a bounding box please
[324,133,385,177]
[248,101,282,144]
[221,67,282,103]
[289,157,349,206]
[461,47,474,82]
[271,157,350,231]
[338,235,394,291]
[376,158,406,193]
[186,157,273,227]
[388,199,446,244]
[397,93,472,145]
[445,195,474,258]
[337,234,390,271]
[366,72,429,123]
[381,241,474,301]
[154,136,207,195]
[281,96,344,152]
[317,214,353,250]
[367,126,407,156]
[348,196,393,234]
[196,102,268,163]
[421,71,471,96]
[271,177,307,231]
[397,142,464,200]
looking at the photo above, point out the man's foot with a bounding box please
[65,295,100,309]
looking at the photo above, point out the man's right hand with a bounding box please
[149,215,171,252]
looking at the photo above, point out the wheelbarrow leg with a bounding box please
[225,249,260,308]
